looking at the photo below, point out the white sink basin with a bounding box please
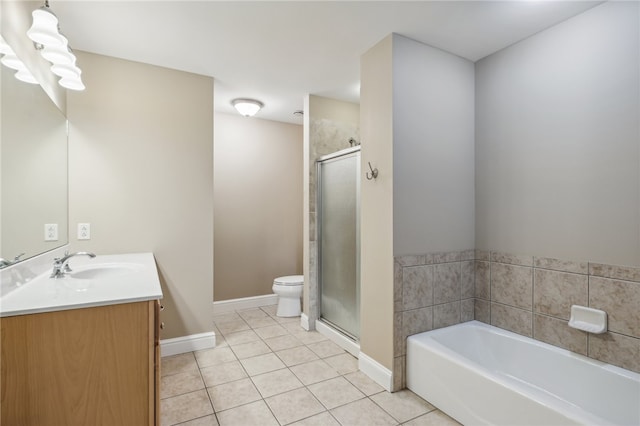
[0,253,162,317]
[68,263,144,280]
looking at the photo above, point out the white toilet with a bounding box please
[272,275,304,317]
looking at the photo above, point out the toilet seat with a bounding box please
[273,275,303,286]
[273,275,303,317]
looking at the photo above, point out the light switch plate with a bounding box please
[44,224,58,241]
[78,223,91,240]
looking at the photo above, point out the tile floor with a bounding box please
[160,305,461,426]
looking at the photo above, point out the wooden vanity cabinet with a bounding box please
[1,300,161,426]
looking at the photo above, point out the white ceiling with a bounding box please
[52,1,603,124]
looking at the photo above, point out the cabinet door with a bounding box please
[1,302,153,426]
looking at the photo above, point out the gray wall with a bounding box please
[475,1,640,267]
[393,35,476,256]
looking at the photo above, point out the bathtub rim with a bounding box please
[406,320,640,426]
[409,320,639,381]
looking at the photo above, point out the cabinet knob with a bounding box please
[160,304,164,311]
[160,322,165,330]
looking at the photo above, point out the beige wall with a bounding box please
[475,1,640,267]
[213,113,303,301]
[360,35,395,371]
[67,51,214,340]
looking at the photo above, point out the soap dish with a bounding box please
[568,305,607,334]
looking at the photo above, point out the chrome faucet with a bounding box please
[50,251,96,278]
[0,253,25,268]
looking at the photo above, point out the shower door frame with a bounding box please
[316,146,361,342]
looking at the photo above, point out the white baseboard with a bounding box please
[300,313,311,331]
[160,332,216,357]
[213,294,278,314]
[359,352,393,392]
[315,320,359,357]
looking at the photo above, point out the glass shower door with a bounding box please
[317,148,360,340]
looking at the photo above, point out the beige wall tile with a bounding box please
[461,261,475,298]
[589,263,640,283]
[534,269,587,320]
[432,251,462,263]
[588,332,640,373]
[402,307,433,343]
[461,299,475,322]
[395,255,427,267]
[433,302,461,330]
[403,265,434,310]
[474,299,490,324]
[433,263,461,304]
[589,277,640,338]
[491,263,533,309]
[460,249,476,261]
[475,249,491,261]
[393,356,405,392]
[394,262,403,312]
[534,257,588,274]
[491,303,532,337]
[491,252,533,266]
[475,261,490,300]
[394,312,403,357]
[533,314,587,355]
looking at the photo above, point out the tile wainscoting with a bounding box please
[393,250,476,391]
[393,250,640,391]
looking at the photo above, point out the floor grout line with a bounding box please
[162,306,459,426]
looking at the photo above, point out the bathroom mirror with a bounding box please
[1,64,69,267]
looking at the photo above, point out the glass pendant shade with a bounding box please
[0,36,13,56]
[51,62,81,78]
[41,45,75,65]
[27,6,65,47]
[59,76,85,91]
[15,69,38,84]
[1,54,27,71]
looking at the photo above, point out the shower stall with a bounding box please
[316,146,360,341]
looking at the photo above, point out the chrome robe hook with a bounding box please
[366,162,378,180]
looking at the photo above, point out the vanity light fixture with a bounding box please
[232,98,264,117]
[27,1,85,91]
[0,35,38,84]
[26,2,65,47]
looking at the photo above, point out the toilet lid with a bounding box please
[274,275,304,286]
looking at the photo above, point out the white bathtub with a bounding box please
[406,321,640,426]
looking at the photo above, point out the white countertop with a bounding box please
[0,252,163,317]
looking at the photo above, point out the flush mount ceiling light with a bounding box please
[27,1,85,91]
[232,98,263,117]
